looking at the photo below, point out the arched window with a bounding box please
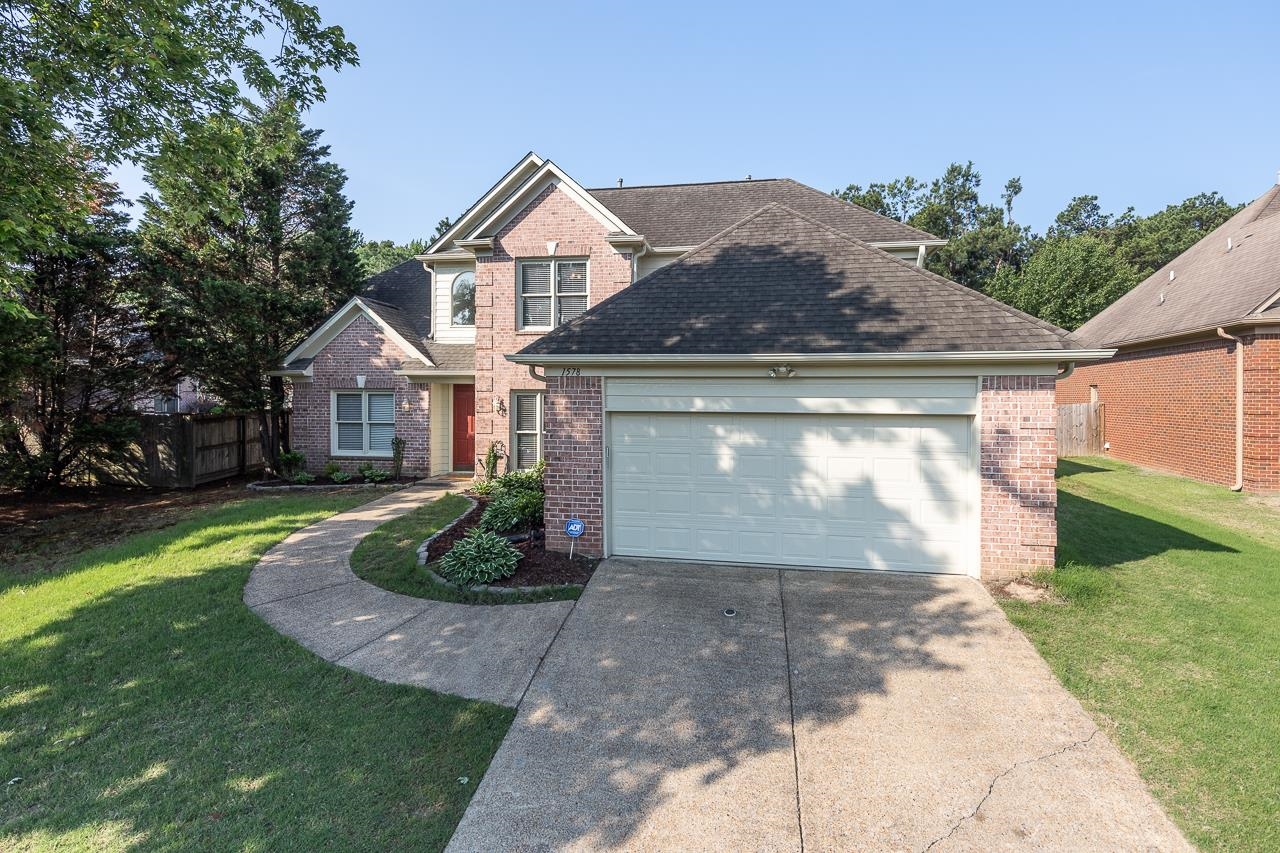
[451,272,475,326]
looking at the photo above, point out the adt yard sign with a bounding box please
[564,518,585,538]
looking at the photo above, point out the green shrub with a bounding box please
[324,460,342,478]
[330,470,352,484]
[438,529,520,586]
[391,437,407,480]
[278,450,305,477]
[290,470,316,484]
[482,441,505,480]
[469,477,497,496]
[494,459,545,494]
[480,489,544,533]
[359,463,390,483]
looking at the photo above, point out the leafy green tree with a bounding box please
[987,235,1140,330]
[139,101,362,472]
[357,238,430,277]
[835,162,1030,290]
[1114,192,1240,276]
[0,173,168,491]
[1,0,357,399]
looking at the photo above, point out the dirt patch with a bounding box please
[995,577,1057,604]
[0,479,254,575]
[428,495,599,589]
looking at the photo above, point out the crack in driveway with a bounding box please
[920,729,1101,852]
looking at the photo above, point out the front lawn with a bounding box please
[1003,458,1280,852]
[0,490,513,851]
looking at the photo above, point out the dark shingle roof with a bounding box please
[1075,185,1280,347]
[358,261,476,371]
[518,204,1084,358]
[361,260,432,341]
[588,178,939,247]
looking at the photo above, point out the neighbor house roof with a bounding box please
[1075,184,1280,347]
[514,204,1093,360]
[587,178,941,248]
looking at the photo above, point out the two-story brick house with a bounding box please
[279,152,1110,580]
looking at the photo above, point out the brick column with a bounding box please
[542,375,605,555]
[979,375,1057,580]
[1244,334,1280,491]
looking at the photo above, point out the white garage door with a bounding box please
[608,412,977,574]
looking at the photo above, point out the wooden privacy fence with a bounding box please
[92,413,279,488]
[1057,402,1104,457]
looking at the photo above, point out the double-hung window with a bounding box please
[518,259,588,330]
[332,390,396,456]
[512,391,543,470]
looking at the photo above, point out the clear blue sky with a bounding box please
[116,0,1280,242]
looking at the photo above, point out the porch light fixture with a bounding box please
[493,397,508,417]
[768,365,796,379]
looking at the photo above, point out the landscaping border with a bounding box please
[247,479,438,493]
[415,495,585,596]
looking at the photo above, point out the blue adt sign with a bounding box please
[564,518,585,538]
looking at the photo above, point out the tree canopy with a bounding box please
[836,165,1241,329]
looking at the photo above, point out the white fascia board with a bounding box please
[869,239,948,249]
[507,349,1115,366]
[647,246,698,254]
[464,161,636,241]
[283,298,435,367]
[1106,317,1280,350]
[424,152,545,254]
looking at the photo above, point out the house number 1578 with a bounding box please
[560,367,582,376]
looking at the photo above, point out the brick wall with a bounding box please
[979,375,1057,580]
[289,315,431,475]
[473,183,632,472]
[542,375,604,555]
[1056,334,1280,490]
[1243,333,1280,490]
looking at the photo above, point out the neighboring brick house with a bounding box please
[1059,183,1280,491]
[279,152,1108,579]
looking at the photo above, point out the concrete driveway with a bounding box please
[448,559,1189,852]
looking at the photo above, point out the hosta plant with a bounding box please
[480,488,545,533]
[438,529,520,585]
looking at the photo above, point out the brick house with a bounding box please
[1058,183,1280,491]
[279,153,1108,579]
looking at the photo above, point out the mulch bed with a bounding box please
[252,475,418,488]
[426,494,599,589]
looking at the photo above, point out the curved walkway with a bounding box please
[244,484,575,707]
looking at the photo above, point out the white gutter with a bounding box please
[507,349,1116,366]
[1216,327,1245,491]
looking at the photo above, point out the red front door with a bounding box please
[452,384,476,470]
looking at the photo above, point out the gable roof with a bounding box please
[587,178,941,248]
[513,204,1094,361]
[278,260,475,374]
[1075,184,1280,347]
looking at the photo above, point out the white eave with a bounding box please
[462,160,637,242]
[424,151,546,255]
[507,349,1115,366]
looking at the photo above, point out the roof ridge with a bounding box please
[777,178,942,243]
[588,177,784,192]
[749,202,1078,342]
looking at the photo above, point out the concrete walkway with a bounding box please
[244,484,574,707]
[448,559,1190,852]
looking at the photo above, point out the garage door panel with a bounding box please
[609,411,975,575]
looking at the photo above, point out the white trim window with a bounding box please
[332,390,396,456]
[518,259,588,330]
[451,271,476,326]
[512,391,543,470]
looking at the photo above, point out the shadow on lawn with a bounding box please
[1057,489,1236,567]
[0,507,511,851]
[1057,458,1111,477]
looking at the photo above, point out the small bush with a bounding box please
[324,460,342,479]
[494,460,545,494]
[290,470,316,484]
[438,529,520,585]
[330,470,352,484]
[278,450,305,477]
[359,463,390,483]
[469,477,497,496]
[482,441,505,481]
[481,489,544,533]
[391,437,407,480]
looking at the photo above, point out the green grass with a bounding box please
[1003,457,1280,851]
[0,491,514,852]
[350,493,581,604]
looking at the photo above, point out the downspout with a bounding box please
[527,365,547,383]
[1056,361,1076,381]
[1216,327,1245,491]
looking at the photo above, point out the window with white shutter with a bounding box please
[518,259,588,330]
[331,390,396,456]
[512,392,542,470]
